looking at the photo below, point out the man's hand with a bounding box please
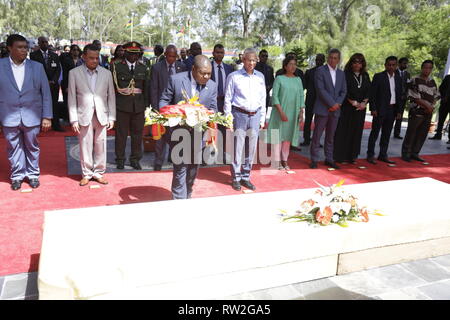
[260,123,266,130]
[41,118,51,132]
[371,111,378,117]
[107,121,115,130]
[396,113,402,120]
[72,121,80,134]
[329,104,340,112]
[357,102,367,111]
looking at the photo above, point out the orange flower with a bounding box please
[360,207,369,222]
[316,206,333,225]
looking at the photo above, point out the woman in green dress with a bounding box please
[266,56,305,169]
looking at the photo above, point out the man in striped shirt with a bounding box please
[401,60,440,162]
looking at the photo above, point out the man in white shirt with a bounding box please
[0,34,52,190]
[367,56,402,164]
[224,48,266,191]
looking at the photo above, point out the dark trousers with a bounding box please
[402,110,432,157]
[367,111,395,159]
[61,87,69,122]
[171,163,199,199]
[303,103,314,143]
[115,110,145,162]
[310,114,339,162]
[434,102,450,137]
[393,100,407,137]
[50,83,60,129]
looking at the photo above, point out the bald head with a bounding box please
[38,36,49,51]
[192,55,212,86]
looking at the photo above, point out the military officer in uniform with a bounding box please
[111,42,150,170]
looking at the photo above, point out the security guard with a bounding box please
[111,41,150,170]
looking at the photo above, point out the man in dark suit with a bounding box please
[30,36,63,131]
[366,56,403,164]
[92,40,110,69]
[393,57,411,139]
[0,34,52,190]
[255,49,275,112]
[210,43,233,163]
[430,74,450,141]
[301,53,325,146]
[150,44,187,171]
[183,42,202,72]
[309,49,347,169]
[159,55,218,200]
[111,42,150,170]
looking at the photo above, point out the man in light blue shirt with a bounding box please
[224,48,266,191]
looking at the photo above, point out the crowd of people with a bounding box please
[0,33,449,200]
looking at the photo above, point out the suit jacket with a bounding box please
[439,74,450,105]
[0,58,52,127]
[210,61,233,85]
[255,62,275,90]
[60,54,83,89]
[313,65,347,118]
[150,60,186,110]
[304,65,321,107]
[369,70,402,116]
[68,65,116,127]
[396,68,411,101]
[30,50,61,84]
[159,71,217,112]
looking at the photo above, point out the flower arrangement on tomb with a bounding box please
[144,91,234,142]
[282,180,383,227]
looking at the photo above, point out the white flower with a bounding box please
[167,117,182,127]
[332,214,340,223]
[330,202,342,214]
[340,202,351,214]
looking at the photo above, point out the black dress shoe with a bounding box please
[232,181,241,191]
[116,160,125,170]
[29,178,40,189]
[394,135,403,139]
[410,155,425,162]
[130,161,142,170]
[154,164,162,171]
[429,135,442,140]
[52,125,65,132]
[367,157,377,164]
[378,157,396,164]
[324,161,340,169]
[241,180,256,191]
[300,141,310,146]
[447,140,450,144]
[11,180,22,191]
[310,161,318,169]
[401,156,411,162]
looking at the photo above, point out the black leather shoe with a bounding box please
[52,125,65,132]
[241,180,256,191]
[447,140,450,144]
[309,161,318,169]
[232,181,241,191]
[394,135,403,139]
[130,161,142,170]
[300,141,310,146]
[116,160,125,170]
[154,164,162,171]
[410,155,425,162]
[367,157,377,164]
[401,156,411,162]
[11,180,22,191]
[324,161,340,169]
[378,157,396,164]
[429,135,442,140]
[29,178,40,189]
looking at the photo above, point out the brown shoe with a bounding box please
[80,178,90,186]
[94,177,109,185]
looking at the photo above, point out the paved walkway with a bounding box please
[1,254,450,300]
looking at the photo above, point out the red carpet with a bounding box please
[0,133,449,276]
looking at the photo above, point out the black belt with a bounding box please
[389,104,396,107]
[232,106,259,115]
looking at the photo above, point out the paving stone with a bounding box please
[400,259,450,282]
[0,277,4,298]
[362,264,427,291]
[417,280,450,300]
[328,270,392,297]
[293,278,371,300]
[0,273,38,300]
[375,287,432,300]
[249,285,303,300]
[430,254,450,270]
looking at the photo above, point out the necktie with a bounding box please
[196,83,202,95]
[217,64,224,97]
[43,52,48,64]
[169,64,174,75]
[130,64,134,75]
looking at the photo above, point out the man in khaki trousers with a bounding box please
[68,44,116,186]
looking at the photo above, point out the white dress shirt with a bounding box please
[224,68,267,126]
[126,60,136,71]
[388,72,396,104]
[213,61,226,94]
[327,64,337,87]
[190,71,200,97]
[10,57,26,91]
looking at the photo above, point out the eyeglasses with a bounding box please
[353,60,363,64]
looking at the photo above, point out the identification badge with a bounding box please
[51,62,57,68]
